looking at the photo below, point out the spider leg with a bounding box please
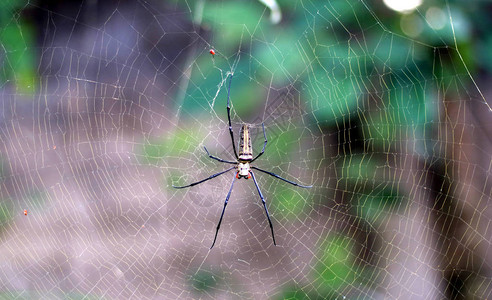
[251,166,313,188]
[172,166,235,189]
[226,74,239,159]
[250,171,276,246]
[204,146,236,164]
[250,123,267,163]
[210,174,237,249]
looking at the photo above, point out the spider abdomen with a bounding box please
[238,125,253,161]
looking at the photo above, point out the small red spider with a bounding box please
[24,209,27,216]
[209,49,215,56]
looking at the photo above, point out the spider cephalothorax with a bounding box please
[237,162,251,179]
[173,74,312,248]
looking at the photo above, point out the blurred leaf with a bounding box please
[337,154,378,183]
[306,77,357,125]
[0,202,13,230]
[0,2,36,94]
[337,154,405,224]
[355,188,403,224]
[253,30,306,84]
[140,125,212,190]
[183,71,264,121]
[267,127,298,162]
[370,34,414,70]
[273,186,305,219]
[141,127,202,165]
[300,0,366,23]
[274,285,310,300]
[314,234,356,289]
[222,74,265,119]
[189,269,220,293]
[0,0,29,16]
[431,46,473,95]
[254,127,308,218]
[360,72,428,149]
[478,26,492,73]
[202,1,265,51]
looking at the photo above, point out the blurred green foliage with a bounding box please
[0,202,13,231]
[273,187,305,219]
[315,234,356,287]
[355,189,402,224]
[312,233,371,298]
[188,268,220,293]
[202,2,263,48]
[274,235,368,299]
[142,128,199,165]
[141,124,208,189]
[265,127,311,219]
[0,0,36,94]
[337,153,404,224]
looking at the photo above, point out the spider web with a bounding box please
[0,0,491,299]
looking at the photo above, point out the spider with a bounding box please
[173,74,312,249]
